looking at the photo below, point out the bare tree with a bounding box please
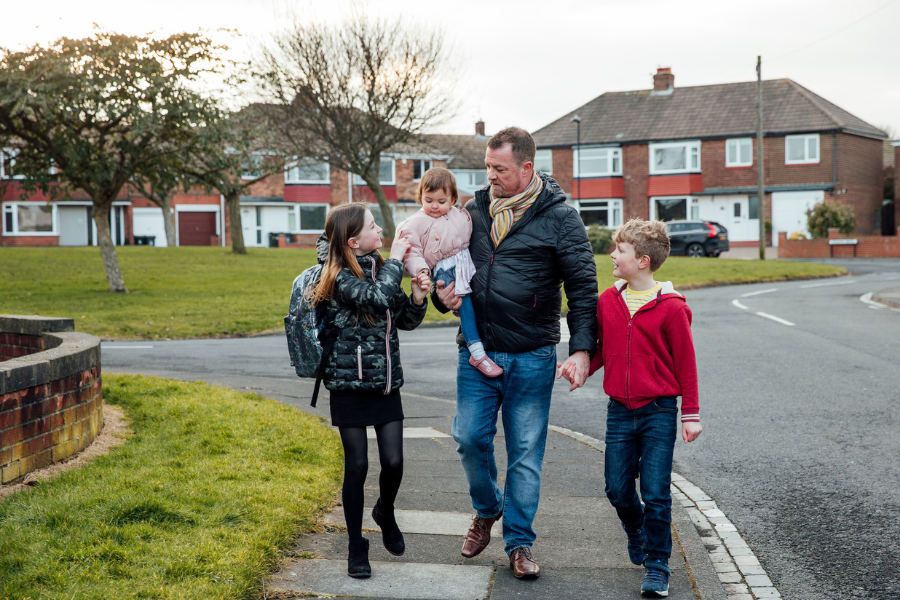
[255,9,456,238]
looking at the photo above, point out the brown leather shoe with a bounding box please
[509,546,541,579]
[461,513,501,558]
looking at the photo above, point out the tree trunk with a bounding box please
[92,203,128,293]
[157,195,177,247]
[367,179,397,239]
[227,191,247,255]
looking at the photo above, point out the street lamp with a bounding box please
[571,115,581,202]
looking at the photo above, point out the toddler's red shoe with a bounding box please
[469,355,503,378]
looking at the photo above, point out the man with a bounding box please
[434,127,598,579]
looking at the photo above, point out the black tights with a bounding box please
[338,420,403,543]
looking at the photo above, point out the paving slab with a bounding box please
[270,559,493,600]
[324,506,503,537]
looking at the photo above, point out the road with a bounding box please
[102,260,900,600]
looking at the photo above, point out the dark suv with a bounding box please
[665,220,730,257]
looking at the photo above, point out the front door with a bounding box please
[241,207,263,247]
[58,206,90,246]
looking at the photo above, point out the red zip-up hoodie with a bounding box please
[588,280,700,422]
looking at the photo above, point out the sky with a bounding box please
[4,0,900,139]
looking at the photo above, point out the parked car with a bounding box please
[665,220,730,257]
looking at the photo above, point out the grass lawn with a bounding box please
[0,374,343,600]
[0,246,844,339]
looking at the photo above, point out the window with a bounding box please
[1,148,23,180]
[353,157,395,185]
[651,197,699,221]
[2,202,56,235]
[288,204,328,232]
[367,203,395,230]
[649,141,701,175]
[240,154,265,180]
[534,149,553,174]
[785,134,819,165]
[413,160,433,180]
[726,138,753,167]
[578,199,622,228]
[451,170,487,188]
[748,195,759,220]
[574,147,622,177]
[285,158,329,184]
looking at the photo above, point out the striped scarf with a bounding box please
[489,171,544,246]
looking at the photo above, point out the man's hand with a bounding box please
[682,421,703,443]
[435,279,462,311]
[556,351,590,391]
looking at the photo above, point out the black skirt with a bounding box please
[329,388,404,428]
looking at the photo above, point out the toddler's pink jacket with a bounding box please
[396,207,473,276]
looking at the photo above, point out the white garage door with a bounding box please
[771,191,824,247]
[132,207,168,247]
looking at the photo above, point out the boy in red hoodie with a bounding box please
[561,218,702,597]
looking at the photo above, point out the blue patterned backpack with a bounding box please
[284,264,336,406]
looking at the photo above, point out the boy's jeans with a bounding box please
[452,345,556,554]
[604,396,678,562]
[434,265,480,346]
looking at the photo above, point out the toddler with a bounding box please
[397,167,502,377]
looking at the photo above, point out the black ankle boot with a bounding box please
[372,499,405,556]
[347,537,371,578]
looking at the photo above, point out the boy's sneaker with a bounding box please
[623,524,646,565]
[641,559,670,597]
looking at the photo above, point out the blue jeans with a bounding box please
[451,344,556,554]
[434,266,480,346]
[604,396,678,562]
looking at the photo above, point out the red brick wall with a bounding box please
[622,145,650,220]
[0,333,43,362]
[778,230,900,258]
[244,169,285,199]
[0,365,103,484]
[701,139,762,189]
[552,148,574,195]
[331,167,350,206]
[395,159,417,201]
[833,134,888,233]
[0,235,60,247]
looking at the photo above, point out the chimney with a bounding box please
[475,120,485,136]
[653,68,674,92]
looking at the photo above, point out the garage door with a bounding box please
[133,207,168,247]
[178,212,216,246]
[771,191,824,247]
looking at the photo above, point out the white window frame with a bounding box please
[648,141,701,175]
[534,149,553,174]
[1,148,25,180]
[413,159,433,181]
[726,138,753,167]
[784,134,820,165]
[574,147,622,177]
[240,153,266,180]
[577,198,623,228]
[649,196,700,221]
[2,202,58,236]
[353,157,396,185]
[284,158,330,184]
[288,204,329,234]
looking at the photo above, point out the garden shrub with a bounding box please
[806,202,856,238]
[586,225,614,255]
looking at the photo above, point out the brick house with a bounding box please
[532,68,888,246]
[1,126,488,248]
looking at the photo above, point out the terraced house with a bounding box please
[0,126,489,248]
[532,68,888,246]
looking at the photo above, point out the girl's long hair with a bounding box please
[307,203,383,306]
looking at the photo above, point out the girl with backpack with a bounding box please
[307,202,429,578]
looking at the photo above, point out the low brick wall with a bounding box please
[778,229,900,259]
[0,316,102,484]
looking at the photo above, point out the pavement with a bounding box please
[872,285,900,309]
[267,413,733,599]
[718,246,777,260]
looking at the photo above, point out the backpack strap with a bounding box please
[310,328,338,407]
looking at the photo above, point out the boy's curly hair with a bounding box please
[613,218,670,272]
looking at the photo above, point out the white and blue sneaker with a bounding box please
[641,558,670,597]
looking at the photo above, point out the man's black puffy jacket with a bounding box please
[436,174,598,356]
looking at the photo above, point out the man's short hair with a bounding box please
[613,218,671,272]
[487,127,536,167]
[415,167,458,205]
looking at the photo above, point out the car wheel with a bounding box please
[686,243,704,258]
